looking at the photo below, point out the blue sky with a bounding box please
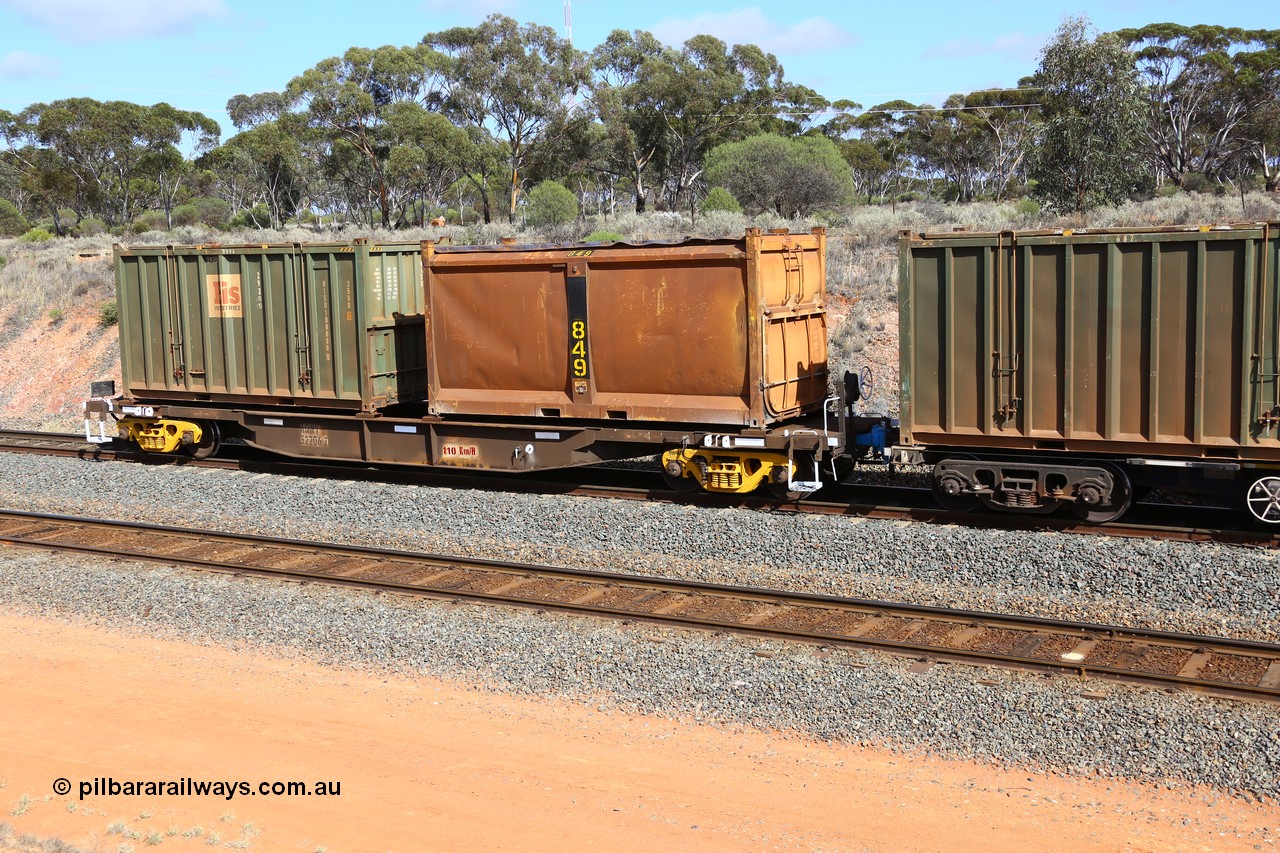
[1,0,1275,139]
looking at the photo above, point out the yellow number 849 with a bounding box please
[571,321,587,376]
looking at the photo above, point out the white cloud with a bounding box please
[0,0,228,43]
[0,50,61,79]
[923,32,1044,62]
[650,7,858,55]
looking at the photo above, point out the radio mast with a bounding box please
[564,0,577,112]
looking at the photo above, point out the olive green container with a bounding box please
[115,240,426,411]
[900,222,1280,459]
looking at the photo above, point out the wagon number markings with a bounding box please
[567,274,589,383]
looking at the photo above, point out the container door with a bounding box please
[1249,225,1280,447]
[361,244,428,409]
[366,319,426,407]
[758,232,828,418]
[901,238,996,438]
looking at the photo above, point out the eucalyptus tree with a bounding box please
[425,15,588,223]
[590,29,672,213]
[282,44,449,225]
[962,87,1041,199]
[648,35,798,211]
[1115,24,1280,187]
[907,88,1039,201]
[3,146,78,232]
[1235,32,1280,190]
[451,130,508,225]
[837,138,891,202]
[10,98,218,228]
[383,101,471,225]
[213,92,309,226]
[0,109,42,220]
[843,100,923,208]
[520,111,609,216]
[142,103,220,227]
[208,123,306,228]
[819,100,890,202]
[1027,17,1145,212]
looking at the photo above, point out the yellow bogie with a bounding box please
[119,417,204,454]
[661,448,794,495]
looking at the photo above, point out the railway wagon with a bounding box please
[897,221,1280,524]
[424,228,833,493]
[423,230,827,426]
[111,239,427,454]
[92,229,841,496]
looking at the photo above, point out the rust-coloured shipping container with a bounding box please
[423,228,829,427]
[899,222,1280,459]
[115,240,426,411]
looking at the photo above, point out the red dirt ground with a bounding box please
[1,612,1275,852]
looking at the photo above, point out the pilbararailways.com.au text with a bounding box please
[62,777,341,801]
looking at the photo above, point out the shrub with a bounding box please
[1013,198,1041,218]
[525,180,578,229]
[173,196,232,229]
[20,227,54,242]
[100,299,119,327]
[701,187,742,214]
[74,217,108,237]
[0,199,29,236]
[57,207,78,224]
[130,211,168,234]
[228,204,271,229]
[583,230,623,242]
[0,255,6,270]
[705,133,854,216]
[171,204,200,227]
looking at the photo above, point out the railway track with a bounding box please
[1,429,1275,547]
[2,507,1278,703]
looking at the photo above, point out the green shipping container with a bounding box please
[115,240,426,412]
[900,222,1280,459]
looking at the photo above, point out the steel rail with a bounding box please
[1,508,1278,703]
[0,430,1276,547]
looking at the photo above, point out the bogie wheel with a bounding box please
[931,454,981,513]
[1244,475,1280,525]
[660,454,702,493]
[1070,461,1133,524]
[766,481,805,501]
[183,421,221,460]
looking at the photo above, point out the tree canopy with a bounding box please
[2,15,1277,234]
[1028,17,1146,212]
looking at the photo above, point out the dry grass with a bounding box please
[5,192,1271,317]
[0,235,115,322]
[0,821,88,852]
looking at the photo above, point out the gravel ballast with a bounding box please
[1,451,1279,803]
[1,452,1276,641]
